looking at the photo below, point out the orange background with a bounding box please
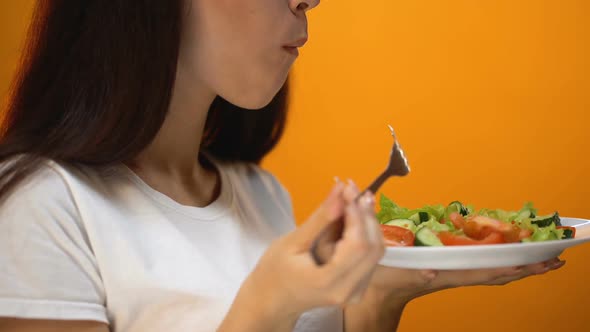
[1,1,589,332]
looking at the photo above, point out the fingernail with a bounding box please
[543,259,559,269]
[363,191,375,205]
[334,176,342,184]
[422,270,438,281]
[550,261,566,270]
[329,180,345,197]
[362,192,375,207]
[347,178,358,190]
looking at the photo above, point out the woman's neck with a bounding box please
[132,65,216,176]
[126,65,221,208]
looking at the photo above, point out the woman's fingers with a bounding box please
[484,258,566,286]
[341,181,382,254]
[360,192,382,244]
[290,182,346,250]
[325,193,384,304]
[432,268,514,289]
[288,178,386,306]
[330,203,373,269]
[347,193,384,302]
[429,257,566,290]
[342,179,359,204]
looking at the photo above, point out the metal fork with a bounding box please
[310,125,411,265]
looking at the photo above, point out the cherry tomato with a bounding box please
[448,212,466,229]
[438,231,505,246]
[381,225,415,246]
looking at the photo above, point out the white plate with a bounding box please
[379,217,590,270]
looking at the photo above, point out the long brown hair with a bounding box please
[0,0,289,201]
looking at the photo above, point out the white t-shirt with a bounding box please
[0,159,342,331]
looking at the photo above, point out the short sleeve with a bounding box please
[0,164,108,323]
[254,166,295,220]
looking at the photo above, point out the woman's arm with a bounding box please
[217,182,384,332]
[344,287,407,332]
[0,318,109,332]
[217,280,300,332]
[344,258,564,332]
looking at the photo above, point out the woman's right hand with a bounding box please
[218,181,385,332]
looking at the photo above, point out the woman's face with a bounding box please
[180,0,320,109]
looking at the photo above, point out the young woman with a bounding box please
[0,1,564,331]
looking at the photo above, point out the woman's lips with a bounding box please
[283,46,299,56]
[283,37,308,56]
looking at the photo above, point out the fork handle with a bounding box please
[310,171,391,266]
[310,216,345,265]
[364,170,391,195]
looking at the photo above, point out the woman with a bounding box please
[0,1,564,331]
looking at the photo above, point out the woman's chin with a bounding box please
[237,98,276,110]
[224,89,283,110]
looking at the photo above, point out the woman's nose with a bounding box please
[289,0,320,14]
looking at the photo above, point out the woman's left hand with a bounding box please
[344,259,565,332]
[338,180,566,331]
[368,256,565,304]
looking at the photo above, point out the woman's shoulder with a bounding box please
[0,156,73,200]
[0,156,106,221]
[0,159,91,261]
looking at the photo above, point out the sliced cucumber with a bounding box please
[561,228,575,239]
[531,229,559,242]
[415,228,444,246]
[532,212,561,227]
[409,212,430,224]
[384,219,417,232]
[408,213,421,225]
[418,211,430,222]
[448,201,470,217]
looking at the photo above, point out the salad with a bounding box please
[377,195,576,247]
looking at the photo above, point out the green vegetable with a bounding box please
[532,212,561,227]
[528,223,564,242]
[419,211,430,222]
[384,219,417,232]
[377,195,566,245]
[475,202,538,224]
[561,228,575,239]
[377,195,412,223]
[408,213,421,225]
[417,218,451,233]
[415,228,444,246]
[448,201,470,217]
[377,194,445,224]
